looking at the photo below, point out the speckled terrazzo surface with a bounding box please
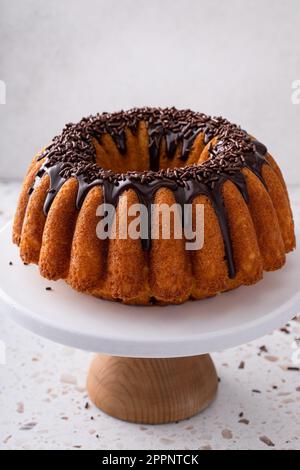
[0,181,299,450]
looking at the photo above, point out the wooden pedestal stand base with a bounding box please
[87,354,218,424]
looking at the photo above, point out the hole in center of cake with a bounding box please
[92,132,187,174]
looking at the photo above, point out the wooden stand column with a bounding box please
[87,354,218,424]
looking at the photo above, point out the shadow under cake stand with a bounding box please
[0,222,299,424]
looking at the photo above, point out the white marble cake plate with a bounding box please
[0,221,298,423]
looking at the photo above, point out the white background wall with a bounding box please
[0,0,299,184]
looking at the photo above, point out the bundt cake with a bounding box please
[13,107,296,305]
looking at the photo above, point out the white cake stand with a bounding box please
[0,222,299,424]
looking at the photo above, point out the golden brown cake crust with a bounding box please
[13,108,296,305]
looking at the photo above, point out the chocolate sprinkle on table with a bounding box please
[280,327,290,334]
[259,435,275,447]
[239,418,250,425]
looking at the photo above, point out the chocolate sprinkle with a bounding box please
[280,327,290,335]
[31,107,269,279]
[259,435,275,447]
[239,418,250,425]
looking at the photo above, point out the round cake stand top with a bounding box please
[0,222,299,358]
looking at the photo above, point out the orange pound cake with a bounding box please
[13,108,296,305]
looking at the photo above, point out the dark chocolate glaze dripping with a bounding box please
[31,107,270,279]
[148,124,164,172]
[75,175,178,251]
[44,164,67,214]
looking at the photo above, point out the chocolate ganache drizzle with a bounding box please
[33,107,269,279]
